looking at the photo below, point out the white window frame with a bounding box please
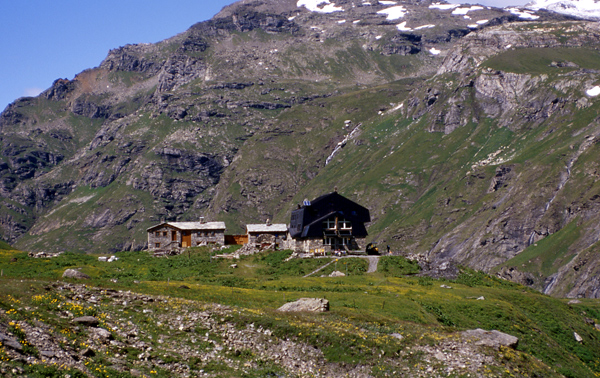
[323,218,336,230]
[338,218,352,230]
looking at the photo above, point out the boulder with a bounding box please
[62,269,90,279]
[277,298,329,313]
[390,333,404,340]
[89,327,113,342]
[72,316,100,327]
[461,328,519,349]
[329,271,345,277]
[0,331,23,351]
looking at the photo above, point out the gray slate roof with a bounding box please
[246,224,288,233]
[147,221,226,231]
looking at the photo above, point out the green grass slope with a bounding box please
[2,248,600,377]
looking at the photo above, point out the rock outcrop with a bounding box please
[62,269,90,280]
[461,329,519,349]
[278,298,330,312]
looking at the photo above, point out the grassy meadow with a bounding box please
[2,246,600,377]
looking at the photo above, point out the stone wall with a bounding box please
[148,226,225,251]
[287,237,367,253]
[248,232,287,248]
[148,226,177,251]
[190,230,225,246]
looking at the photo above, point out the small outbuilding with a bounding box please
[147,220,226,252]
[246,221,288,250]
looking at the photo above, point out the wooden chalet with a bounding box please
[289,191,370,253]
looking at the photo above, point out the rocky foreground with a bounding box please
[0,281,543,378]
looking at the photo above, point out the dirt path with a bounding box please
[366,256,379,273]
[303,260,336,278]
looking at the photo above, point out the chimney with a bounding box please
[200,216,205,224]
[266,218,271,226]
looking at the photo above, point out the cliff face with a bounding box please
[1,0,600,297]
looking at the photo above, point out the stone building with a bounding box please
[245,221,288,250]
[147,221,226,252]
[288,191,370,253]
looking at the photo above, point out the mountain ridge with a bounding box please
[1,0,600,298]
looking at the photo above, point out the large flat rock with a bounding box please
[277,298,329,313]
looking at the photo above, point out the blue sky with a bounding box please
[0,0,530,112]
[0,1,237,111]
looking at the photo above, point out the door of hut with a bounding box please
[182,231,191,248]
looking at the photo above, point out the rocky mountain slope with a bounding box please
[1,0,600,297]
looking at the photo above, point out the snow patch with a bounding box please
[467,19,488,28]
[429,2,460,10]
[505,44,512,49]
[525,0,600,20]
[506,7,540,19]
[297,0,343,13]
[386,103,404,113]
[430,47,441,55]
[353,19,361,23]
[338,19,347,23]
[326,124,362,165]
[376,35,383,39]
[377,5,408,20]
[586,86,600,97]
[452,5,484,14]
[396,21,412,31]
[380,0,397,4]
[415,24,435,30]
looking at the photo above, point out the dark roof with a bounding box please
[289,192,370,239]
[309,192,370,221]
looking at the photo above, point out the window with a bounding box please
[323,218,336,229]
[324,237,333,246]
[338,218,352,230]
[155,231,160,237]
[155,243,160,248]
